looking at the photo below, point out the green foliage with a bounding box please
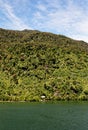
[0,28,88,101]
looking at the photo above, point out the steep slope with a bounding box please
[0,28,88,101]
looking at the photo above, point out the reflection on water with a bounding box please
[0,101,88,130]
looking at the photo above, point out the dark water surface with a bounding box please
[0,101,88,130]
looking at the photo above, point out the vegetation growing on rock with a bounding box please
[0,28,88,101]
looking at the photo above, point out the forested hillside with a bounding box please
[0,28,88,101]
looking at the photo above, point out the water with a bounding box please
[0,102,88,130]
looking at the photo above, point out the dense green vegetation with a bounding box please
[0,28,88,101]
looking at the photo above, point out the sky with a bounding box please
[0,0,88,42]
